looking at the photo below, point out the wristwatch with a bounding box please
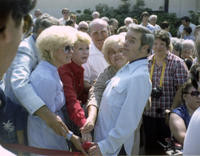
[65,131,73,141]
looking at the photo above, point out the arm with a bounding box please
[82,66,116,133]
[58,67,86,128]
[169,113,187,144]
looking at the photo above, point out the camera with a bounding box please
[151,86,163,99]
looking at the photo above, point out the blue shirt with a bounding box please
[28,61,68,150]
[172,104,191,128]
[0,88,26,144]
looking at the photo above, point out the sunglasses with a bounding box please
[64,45,73,54]
[184,91,200,97]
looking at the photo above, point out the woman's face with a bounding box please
[53,44,73,67]
[153,38,168,54]
[108,44,127,70]
[184,86,200,111]
[72,41,89,65]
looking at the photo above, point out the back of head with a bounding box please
[0,0,36,28]
[33,13,59,34]
[128,24,154,53]
[160,21,169,29]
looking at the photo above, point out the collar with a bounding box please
[129,57,147,64]
[90,42,103,56]
[149,51,173,63]
[40,60,57,72]
[68,61,84,75]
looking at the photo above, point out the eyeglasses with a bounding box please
[64,45,73,54]
[184,91,200,97]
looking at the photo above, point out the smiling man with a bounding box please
[88,24,154,156]
[83,19,109,89]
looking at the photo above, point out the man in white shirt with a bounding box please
[177,16,196,37]
[88,24,154,156]
[59,8,70,25]
[149,14,161,32]
[83,19,109,88]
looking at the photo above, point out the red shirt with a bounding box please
[58,61,87,128]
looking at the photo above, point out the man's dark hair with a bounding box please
[181,16,191,23]
[0,0,36,31]
[154,30,170,49]
[160,21,169,29]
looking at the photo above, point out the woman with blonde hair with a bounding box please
[58,31,92,144]
[28,26,86,155]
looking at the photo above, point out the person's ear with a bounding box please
[0,26,12,44]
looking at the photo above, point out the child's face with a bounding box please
[72,42,89,65]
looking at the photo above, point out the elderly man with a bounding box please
[83,18,109,89]
[0,0,36,155]
[88,24,154,156]
[59,8,70,25]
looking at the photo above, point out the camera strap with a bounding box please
[150,56,166,87]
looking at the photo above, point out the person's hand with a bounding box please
[71,135,88,156]
[35,106,69,137]
[80,117,95,134]
[88,142,102,156]
[81,132,92,142]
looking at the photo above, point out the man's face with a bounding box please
[90,23,108,51]
[123,30,142,61]
[0,14,23,78]
[182,20,189,27]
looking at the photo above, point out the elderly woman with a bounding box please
[28,26,85,154]
[58,31,92,142]
[169,78,200,145]
[143,30,188,155]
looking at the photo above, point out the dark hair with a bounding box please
[65,20,74,26]
[184,27,192,35]
[190,64,200,89]
[181,16,190,23]
[0,0,36,31]
[160,21,169,29]
[141,11,149,19]
[154,30,170,49]
[181,79,193,102]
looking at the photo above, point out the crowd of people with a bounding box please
[1,0,200,155]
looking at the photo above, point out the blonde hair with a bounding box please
[102,34,125,65]
[74,31,91,47]
[36,25,77,63]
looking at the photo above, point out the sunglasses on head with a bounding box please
[184,91,200,97]
[64,45,73,54]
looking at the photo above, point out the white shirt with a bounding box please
[59,17,67,25]
[83,42,108,83]
[28,61,68,150]
[183,107,200,155]
[94,59,152,156]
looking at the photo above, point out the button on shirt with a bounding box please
[83,42,108,83]
[94,59,152,156]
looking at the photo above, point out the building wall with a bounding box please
[32,0,199,19]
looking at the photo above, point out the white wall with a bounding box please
[32,0,199,19]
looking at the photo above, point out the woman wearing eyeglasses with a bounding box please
[169,79,200,145]
[58,31,92,145]
[28,26,86,155]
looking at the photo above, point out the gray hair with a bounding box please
[128,24,154,53]
[89,18,108,33]
[149,14,157,21]
[33,13,60,34]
